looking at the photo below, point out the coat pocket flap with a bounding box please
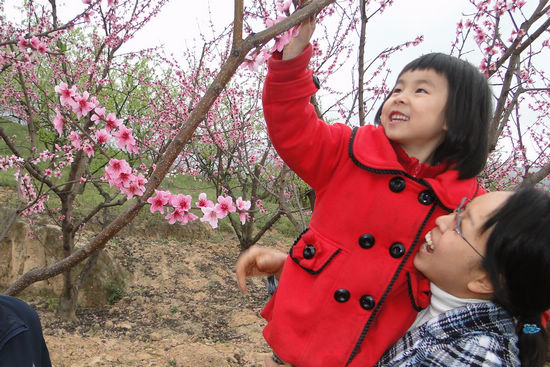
[289,229,341,274]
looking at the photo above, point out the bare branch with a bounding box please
[233,0,244,49]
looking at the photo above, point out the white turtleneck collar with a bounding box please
[408,283,490,331]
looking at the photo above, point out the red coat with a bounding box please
[260,45,485,367]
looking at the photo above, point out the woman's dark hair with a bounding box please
[481,188,550,367]
[375,53,493,179]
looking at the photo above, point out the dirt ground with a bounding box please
[29,231,286,367]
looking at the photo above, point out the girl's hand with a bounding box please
[235,245,287,294]
[282,10,316,60]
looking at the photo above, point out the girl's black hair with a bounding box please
[481,188,550,367]
[375,53,492,179]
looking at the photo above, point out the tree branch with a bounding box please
[3,0,337,296]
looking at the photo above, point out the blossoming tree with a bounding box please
[0,0,336,319]
[451,0,550,190]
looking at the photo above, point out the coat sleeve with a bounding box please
[262,44,350,191]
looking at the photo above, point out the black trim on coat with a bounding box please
[348,127,453,213]
[288,228,342,275]
[345,204,437,366]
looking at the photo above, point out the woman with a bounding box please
[376,188,550,366]
[237,188,550,366]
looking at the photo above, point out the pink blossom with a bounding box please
[126,141,139,154]
[71,91,97,118]
[44,169,52,176]
[147,190,171,214]
[83,142,94,158]
[200,206,223,228]
[54,82,77,107]
[215,195,236,217]
[91,107,106,123]
[30,37,40,49]
[196,192,214,208]
[17,36,28,52]
[53,110,65,136]
[105,158,131,185]
[277,0,292,13]
[236,197,251,225]
[165,209,185,225]
[36,42,47,55]
[242,50,269,71]
[122,183,145,199]
[171,194,192,211]
[113,125,136,151]
[82,0,91,3]
[265,16,298,53]
[117,170,133,187]
[181,211,198,225]
[68,131,82,149]
[95,128,111,144]
[105,113,122,131]
[134,172,147,187]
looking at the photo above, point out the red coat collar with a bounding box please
[350,125,483,209]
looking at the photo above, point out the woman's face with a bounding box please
[414,191,513,298]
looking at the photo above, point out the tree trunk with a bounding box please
[57,281,78,321]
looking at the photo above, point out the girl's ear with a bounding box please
[467,270,494,296]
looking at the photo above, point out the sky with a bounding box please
[121,0,474,72]
[5,0,472,67]
[5,0,474,71]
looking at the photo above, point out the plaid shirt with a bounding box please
[376,302,520,366]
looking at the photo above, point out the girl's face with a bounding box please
[414,192,512,299]
[380,68,449,163]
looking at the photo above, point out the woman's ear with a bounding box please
[467,270,494,296]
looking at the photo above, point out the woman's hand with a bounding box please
[235,245,287,294]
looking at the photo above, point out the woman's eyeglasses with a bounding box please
[454,197,485,259]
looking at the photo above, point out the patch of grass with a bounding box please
[106,279,125,304]
[274,216,303,238]
[0,168,17,188]
[169,305,178,314]
[45,296,59,311]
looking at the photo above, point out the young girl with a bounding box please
[236,18,492,366]
[377,188,550,367]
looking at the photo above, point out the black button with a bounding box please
[358,234,375,249]
[389,177,406,193]
[303,244,316,259]
[389,242,406,258]
[359,295,375,310]
[418,190,435,205]
[313,75,320,89]
[334,288,350,303]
